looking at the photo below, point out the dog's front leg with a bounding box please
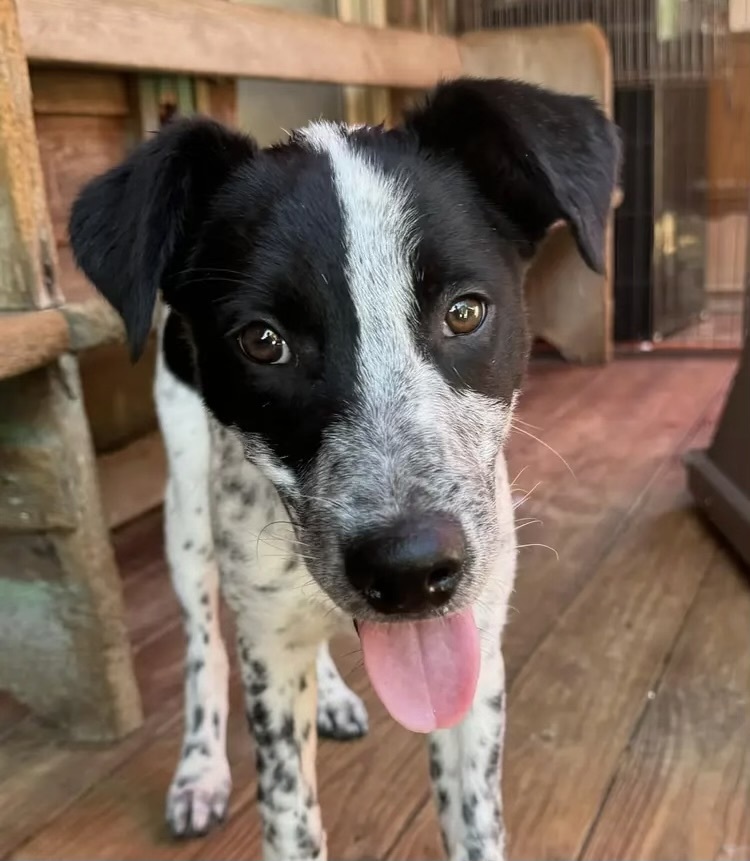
[240,634,325,861]
[428,634,506,861]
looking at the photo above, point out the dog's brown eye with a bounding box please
[444,297,486,336]
[238,324,291,365]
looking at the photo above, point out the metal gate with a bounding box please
[450,0,749,352]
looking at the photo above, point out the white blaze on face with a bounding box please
[300,122,421,396]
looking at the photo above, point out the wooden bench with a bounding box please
[0,0,616,740]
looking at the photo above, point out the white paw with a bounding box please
[316,683,369,741]
[166,753,231,838]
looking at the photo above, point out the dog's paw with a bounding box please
[316,684,369,741]
[166,755,231,838]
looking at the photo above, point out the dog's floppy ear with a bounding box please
[69,117,257,359]
[403,78,621,273]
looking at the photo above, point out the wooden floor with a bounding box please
[2,356,749,861]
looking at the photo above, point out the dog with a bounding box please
[69,77,619,861]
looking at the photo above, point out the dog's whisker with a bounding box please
[510,464,530,489]
[514,518,542,532]
[516,542,560,562]
[512,481,541,509]
[510,423,575,479]
[512,416,542,431]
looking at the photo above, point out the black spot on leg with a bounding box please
[193,705,205,733]
[429,756,443,781]
[273,761,297,793]
[284,558,297,573]
[213,710,221,739]
[280,714,294,743]
[294,823,320,858]
[250,700,273,747]
[200,593,210,606]
[462,794,478,827]
[263,821,278,847]
[299,675,308,692]
[241,486,257,507]
[188,658,205,675]
[255,583,280,594]
[183,741,210,758]
[250,660,267,680]
[467,846,483,861]
[224,478,243,495]
[487,691,505,712]
[485,742,501,782]
[183,539,194,551]
[248,660,269,697]
[437,788,450,814]
[203,629,210,645]
[251,699,270,728]
[301,721,311,741]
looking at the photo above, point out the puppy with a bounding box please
[69,77,619,861]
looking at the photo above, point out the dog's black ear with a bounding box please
[69,117,257,359]
[403,78,621,273]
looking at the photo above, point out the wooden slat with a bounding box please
[35,113,129,247]
[0,309,69,380]
[18,0,462,87]
[97,431,167,530]
[30,68,130,116]
[581,548,750,860]
[0,301,126,380]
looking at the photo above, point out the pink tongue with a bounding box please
[358,609,480,733]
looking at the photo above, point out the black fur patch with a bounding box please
[192,705,204,733]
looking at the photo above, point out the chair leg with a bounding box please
[0,356,143,742]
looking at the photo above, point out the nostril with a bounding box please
[426,564,460,596]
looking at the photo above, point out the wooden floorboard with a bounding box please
[503,358,729,683]
[2,357,747,861]
[581,546,750,860]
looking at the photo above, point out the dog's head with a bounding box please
[70,78,619,629]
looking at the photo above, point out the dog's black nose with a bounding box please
[344,514,465,615]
